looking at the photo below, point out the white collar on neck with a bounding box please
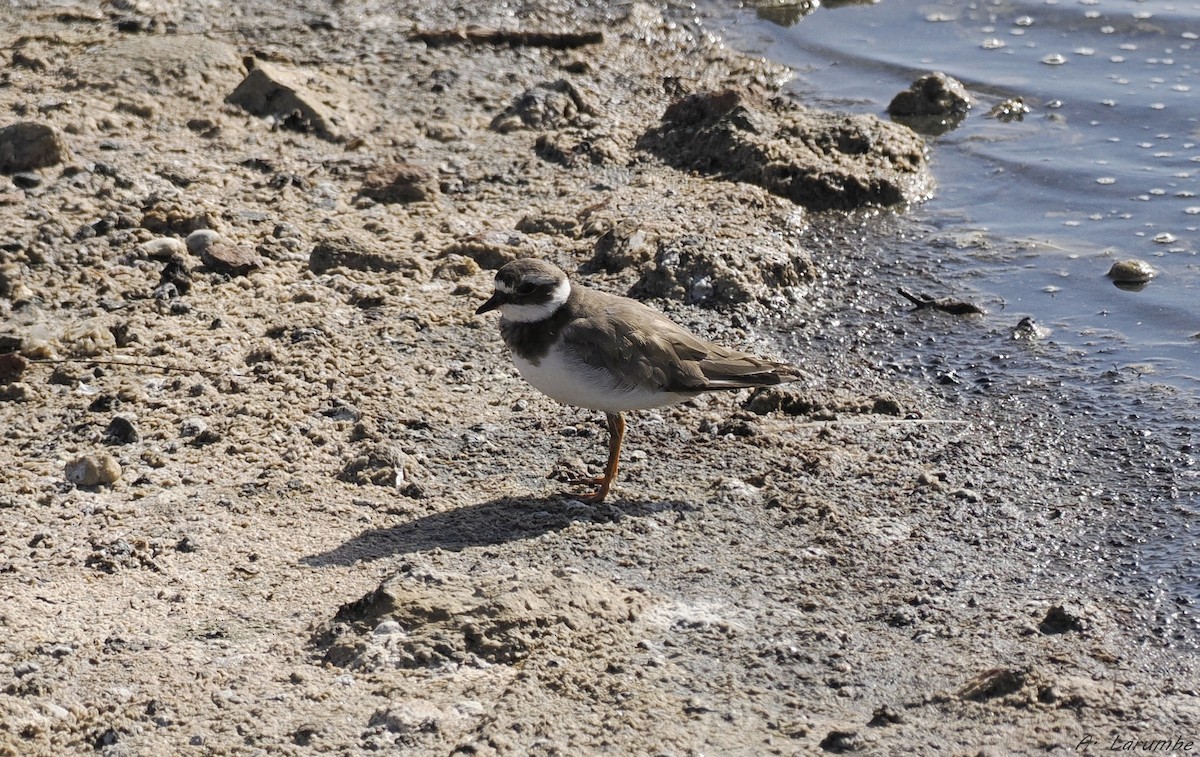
[498,278,571,323]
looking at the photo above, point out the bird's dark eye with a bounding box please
[516,282,536,295]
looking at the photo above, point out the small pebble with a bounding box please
[1011,316,1051,341]
[11,172,42,189]
[1106,258,1155,284]
[139,237,187,260]
[200,241,262,276]
[65,453,122,486]
[180,417,208,437]
[373,620,402,635]
[185,229,221,256]
[916,471,943,486]
[43,703,71,719]
[176,535,199,553]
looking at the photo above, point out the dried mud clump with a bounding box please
[745,386,904,419]
[639,88,932,210]
[632,235,813,307]
[440,230,556,270]
[358,163,440,204]
[338,444,423,497]
[315,568,647,671]
[226,59,361,142]
[490,79,602,133]
[535,128,629,167]
[0,122,70,173]
[310,232,426,275]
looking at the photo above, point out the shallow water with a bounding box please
[700,0,1199,646]
[711,0,1200,389]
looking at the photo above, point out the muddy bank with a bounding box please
[0,1,1195,755]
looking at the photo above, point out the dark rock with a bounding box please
[424,68,459,93]
[293,723,321,747]
[359,163,438,203]
[186,117,220,134]
[867,705,904,727]
[0,353,27,384]
[104,416,140,445]
[1011,316,1050,341]
[987,97,1031,122]
[639,89,931,210]
[490,79,601,133]
[92,728,120,750]
[819,729,864,753]
[156,258,192,299]
[88,395,117,413]
[0,122,70,173]
[225,59,349,142]
[753,1,819,27]
[744,387,821,416]
[0,334,24,353]
[888,72,971,120]
[11,172,42,189]
[872,395,903,416]
[1039,604,1087,635]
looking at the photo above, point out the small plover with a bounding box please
[477,259,799,502]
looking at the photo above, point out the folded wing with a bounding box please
[562,298,800,394]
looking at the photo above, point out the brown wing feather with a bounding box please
[562,294,799,394]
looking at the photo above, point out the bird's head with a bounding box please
[475,259,572,322]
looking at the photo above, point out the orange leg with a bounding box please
[571,412,625,503]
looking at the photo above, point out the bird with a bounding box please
[475,258,801,502]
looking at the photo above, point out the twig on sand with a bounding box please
[412,29,603,49]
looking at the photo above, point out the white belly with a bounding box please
[513,347,686,412]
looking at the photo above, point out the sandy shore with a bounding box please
[1,1,1195,754]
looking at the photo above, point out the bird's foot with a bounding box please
[569,486,610,504]
[565,475,612,503]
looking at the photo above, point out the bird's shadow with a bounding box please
[301,494,696,567]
